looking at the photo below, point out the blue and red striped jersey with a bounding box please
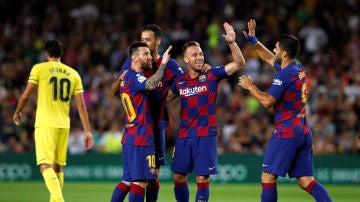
[117,56,183,128]
[268,61,310,138]
[120,69,154,146]
[171,65,228,138]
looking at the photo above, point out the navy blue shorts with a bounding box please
[262,134,314,178]
[122,144,156,182]
[171,136,218,176]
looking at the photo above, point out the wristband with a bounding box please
[245,35,258,45]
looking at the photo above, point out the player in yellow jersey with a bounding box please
[13,39,94,202]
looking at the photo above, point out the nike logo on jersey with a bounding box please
[158,157,165,160]
[208,166,216,171]
[262,164,269,167]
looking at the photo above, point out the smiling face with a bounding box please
[183,45,204,73]
[141,30,160,58]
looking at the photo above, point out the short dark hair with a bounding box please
[277,35,300,59]
[142,24,162,39]
[44,39,63,58]
[182,41,200,55]
[129,42,148,56]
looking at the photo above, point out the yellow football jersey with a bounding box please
[28,61,83,128]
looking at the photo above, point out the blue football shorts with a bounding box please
[262,133,314,178]
[171,136,218,176]
[121,144,156,182]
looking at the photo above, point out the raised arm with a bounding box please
[243,19,275,67]
[111,77,121,96]
[145,45,172,90]
[112,57,131,96]
[223,22,245,75]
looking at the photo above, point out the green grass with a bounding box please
[0,181,358,202]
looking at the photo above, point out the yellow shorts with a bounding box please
[34,128,69,166]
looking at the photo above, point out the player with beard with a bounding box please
[238,19,332,202]
[111,24,183,202]
[111,42,172,202]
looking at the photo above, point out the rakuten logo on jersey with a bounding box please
[179,86,207,97]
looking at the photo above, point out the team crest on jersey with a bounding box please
[198,75,207,82]
[298,70,306,80]
[136,74,146,83]
[150,168,156,175]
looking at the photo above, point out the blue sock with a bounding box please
[306,180,333,202]
[146,181,159,202]
[174,182,189,202]
[111,182,130,202]
[261,183,277,202]
[196,181,209,202]
[129,184,145,202]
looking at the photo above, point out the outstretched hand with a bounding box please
[238,75,254,90]
[161,45,173,66]
[242,19,256,38]
[222,22,236,43]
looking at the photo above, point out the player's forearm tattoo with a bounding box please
[145,64,165,89]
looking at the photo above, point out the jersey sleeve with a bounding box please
[28,65,40,85]
[267,70,291,101]
[210,65,227,80]
[73,72,84,95]
[170,76,179,95]
[167,58,184,76]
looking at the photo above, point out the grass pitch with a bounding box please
[0,181,357,202]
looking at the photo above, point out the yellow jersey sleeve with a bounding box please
[30,61,84,128]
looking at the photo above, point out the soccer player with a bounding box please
[165,22,245,202]
[111,42,172,202]
[13,39,94,202]
[111,24,184,202]
[238,19,332,202]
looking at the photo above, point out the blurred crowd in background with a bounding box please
[0,0,359,155]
